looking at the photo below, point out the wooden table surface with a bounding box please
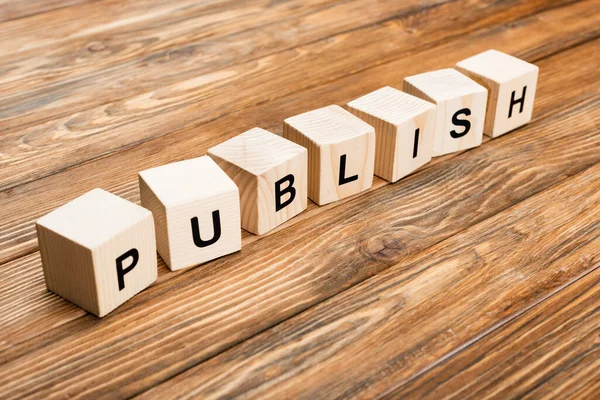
[0,0,599,398]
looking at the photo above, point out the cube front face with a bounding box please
[403,69,487,157]
[165,191,241,270]
[36,189,157,317]
[347,87,436,183]
[316,134,374,204]
[494,71,537,136]
[434,91,487,156]
[456,50,539,138]
[283,105,375,206]
[139,157,242,271]
[208,128,308,235]
[92,215,157,317]
[255,151,307,235]
[392,108,435,182]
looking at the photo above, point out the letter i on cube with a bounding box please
[283,105,375,205]
[139,156,241,271]
[403,68,488,156]
[347,87,436,182]
[208,128,308,235]
[456,49,539,138]
[36,189,157,317]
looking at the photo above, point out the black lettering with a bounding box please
[116,248,139,291]
[191,211,221,248]
[275,174,296,212]
[508,86,527,118]
[338,154,358,185]
[450,108,471,138]
[413,128,420,158]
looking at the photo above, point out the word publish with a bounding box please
[36,50,538,317]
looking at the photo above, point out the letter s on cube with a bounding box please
[139,156,241,271]
[208,128,308,235]
[403,68,488,157]
[36,188,157,317]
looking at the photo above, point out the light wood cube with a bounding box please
[139,156,241,271]
[36,189,157,317]
[403,68,488,157]
[283,105,375,205]
[208,128,307,235]
[347,87,436,183]
[456,49,539,138]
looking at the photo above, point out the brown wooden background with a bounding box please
[0,0,599,398]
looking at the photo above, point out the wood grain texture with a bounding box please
[1,0,597,266]
[387,267,600,399]
[0,15,597,358]
[0,0,98,22]
[0,1,598,397]
[139,158,600,400]
[0,0,582,191]
[0,0,439,188]
[0,78,597,399]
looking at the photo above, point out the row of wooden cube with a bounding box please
[36,50,538,317]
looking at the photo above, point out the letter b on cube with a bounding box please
[36,189,157,317]
[208,128,307,235]
[139,156,241,271]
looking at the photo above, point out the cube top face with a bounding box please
[37,188,152,250]
[207,128,306,176]
[456,49,538,84]
[404,68,487,102]
[347,86,435,126]
[283,105,373,145]
[139,156,238,207]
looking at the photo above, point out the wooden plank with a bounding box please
[0,0,585,191]
[0,90,597,398]
[0,32,596,349]
[0,5,597,266]
[386,268,600,399]
[138,163,600,400]
[0,0,99,23]
[0,0,346,93]
[0,0,223,54]
[0,0,444,132]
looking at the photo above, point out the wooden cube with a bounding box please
[208,128,307,235]
[403,68,488,157]
[456,49,539,138]
[36,189,157,317]
[283,105,375,205]
[139,156,241,271]
[347,87,436,182]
